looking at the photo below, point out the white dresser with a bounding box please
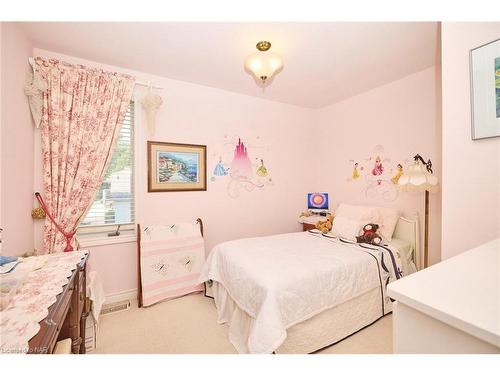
[388,238,500,354]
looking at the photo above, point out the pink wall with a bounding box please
[30,49,441,296]
[441,23,500,259]
[32,49,315,296]
[20,46,441,296]
[314,67,442,266]
[0,23,34,256]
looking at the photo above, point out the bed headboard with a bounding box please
[393,215,421,270]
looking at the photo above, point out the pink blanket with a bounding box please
[139,223,205,306]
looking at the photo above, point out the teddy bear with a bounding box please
[356,223,382,245]
[315,214,334,234]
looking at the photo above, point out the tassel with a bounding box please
[35,192,75,252]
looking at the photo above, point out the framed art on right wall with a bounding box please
[470,38,500,140]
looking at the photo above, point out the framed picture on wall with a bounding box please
[470,38,500,140]
[147,141,207,192]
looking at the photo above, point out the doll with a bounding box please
[372,156,384,176]
[391,164,404,184]
[256,159,268,177]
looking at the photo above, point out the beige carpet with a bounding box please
[92,293,392,354]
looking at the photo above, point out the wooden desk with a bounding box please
[28,254,89,354]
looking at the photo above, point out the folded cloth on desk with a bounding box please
[1,255,48,275]
[0,257,20,274]
[0,255,18,266]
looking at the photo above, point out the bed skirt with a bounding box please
[211,281,389,354]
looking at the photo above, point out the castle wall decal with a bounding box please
[211,137,272,198]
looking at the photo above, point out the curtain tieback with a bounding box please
[35,192,76,252]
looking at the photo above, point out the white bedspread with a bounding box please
[199,231,402,353]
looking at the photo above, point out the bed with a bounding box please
[199,214,420,354]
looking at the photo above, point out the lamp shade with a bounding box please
[398,160,439,192]
[244,48,283,87]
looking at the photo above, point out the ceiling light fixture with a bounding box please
[244,41,284,89]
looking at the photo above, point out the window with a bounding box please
[79,102,135,234]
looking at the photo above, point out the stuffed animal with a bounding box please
[315,214,334,234]
[356,223,382,245]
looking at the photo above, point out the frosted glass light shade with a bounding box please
[398,162,439,192]
[244,51,283,86]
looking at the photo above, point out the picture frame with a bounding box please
[147,141,207,192]
[470,38,500,140]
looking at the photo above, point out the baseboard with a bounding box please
[104,289,138,305]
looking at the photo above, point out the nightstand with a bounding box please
[298,214,330,232]
[302,223,317,232]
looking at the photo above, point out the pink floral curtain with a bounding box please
[34,57,135,253]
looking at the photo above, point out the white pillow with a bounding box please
[336,203,379,223]
[331,216,362,242]
[375,206,400,241]
[335,203,399,241]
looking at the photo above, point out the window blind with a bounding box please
[79,102,135,230]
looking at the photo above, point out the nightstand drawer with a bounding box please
[302,223,316,231]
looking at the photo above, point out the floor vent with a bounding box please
[100,300,131,316]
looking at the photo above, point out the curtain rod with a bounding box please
[28,57,164,90]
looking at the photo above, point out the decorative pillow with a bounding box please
[331,216,362,241]
[335,203,379,223]
[334,203,399,241]
[375,206,400,241]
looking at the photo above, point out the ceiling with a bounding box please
[20,22,439,108]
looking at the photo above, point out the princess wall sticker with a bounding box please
[213,156,228,177]
[347,145,403,202]
[348,161,364,181]
[211,136,273,198]
[371,156,384,177]
[391,164,404,184]
[256,159,268,177]
[352,162,361,180]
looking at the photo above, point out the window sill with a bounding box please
[77,233,136,248]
